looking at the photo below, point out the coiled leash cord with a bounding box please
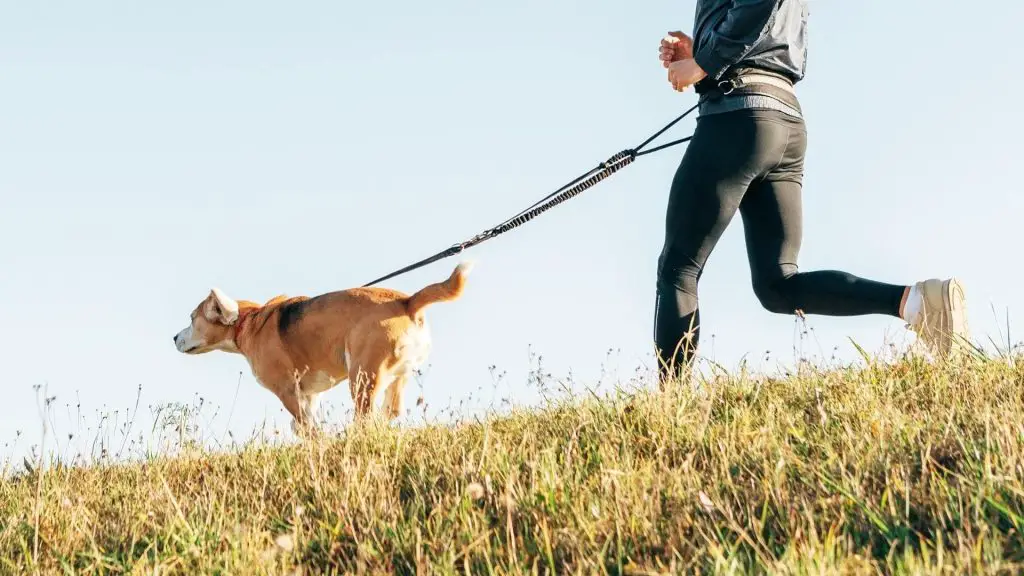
[361,103,699,288]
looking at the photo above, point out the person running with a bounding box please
[652,0,969,383]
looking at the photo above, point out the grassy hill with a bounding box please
[1,355,1023,574]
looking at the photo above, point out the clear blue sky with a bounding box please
[2,1,1021,463]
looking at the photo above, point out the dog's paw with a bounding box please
[291,419,321,440]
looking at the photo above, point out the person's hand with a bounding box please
[667,58,707,92]
[659,31,693,69]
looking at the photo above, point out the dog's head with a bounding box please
[173,288,241,355]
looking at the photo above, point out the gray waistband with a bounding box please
[725,73,797,95]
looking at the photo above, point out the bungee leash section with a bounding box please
[361,103,700,288]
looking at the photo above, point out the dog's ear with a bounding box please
[207,287,239,325]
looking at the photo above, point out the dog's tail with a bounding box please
[406,260,475,320]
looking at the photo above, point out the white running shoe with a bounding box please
[903,277,970,359]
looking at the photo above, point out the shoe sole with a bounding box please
[942,277,969,355]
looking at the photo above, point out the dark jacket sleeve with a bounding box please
[693,0,779,81]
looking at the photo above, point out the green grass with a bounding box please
[2,354,1024,574]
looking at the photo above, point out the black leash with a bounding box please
[361,103,700,288]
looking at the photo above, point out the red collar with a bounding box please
[233,308,255,345]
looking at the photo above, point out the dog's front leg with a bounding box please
[277,389,317,438]
[298,392,321,428]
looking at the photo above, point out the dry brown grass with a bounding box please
[1,353,1023,574]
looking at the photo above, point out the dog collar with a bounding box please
[233,309,253,343]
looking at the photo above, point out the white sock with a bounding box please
[902,285,922,323]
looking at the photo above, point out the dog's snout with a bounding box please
[173,334,179,344]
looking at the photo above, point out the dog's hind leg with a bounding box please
[348,360,387,420]
[382,370,409,421]
[346,325,402,421]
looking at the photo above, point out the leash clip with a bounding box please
[717,78,738,96]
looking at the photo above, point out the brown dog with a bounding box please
[173,261,473,433]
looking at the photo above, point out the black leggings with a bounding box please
[654,108,905,378]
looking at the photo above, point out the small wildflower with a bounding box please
[466,482,485,501]
[698,491,715,513]
[275,534,295,552]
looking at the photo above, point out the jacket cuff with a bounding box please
[693,46,730,82]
